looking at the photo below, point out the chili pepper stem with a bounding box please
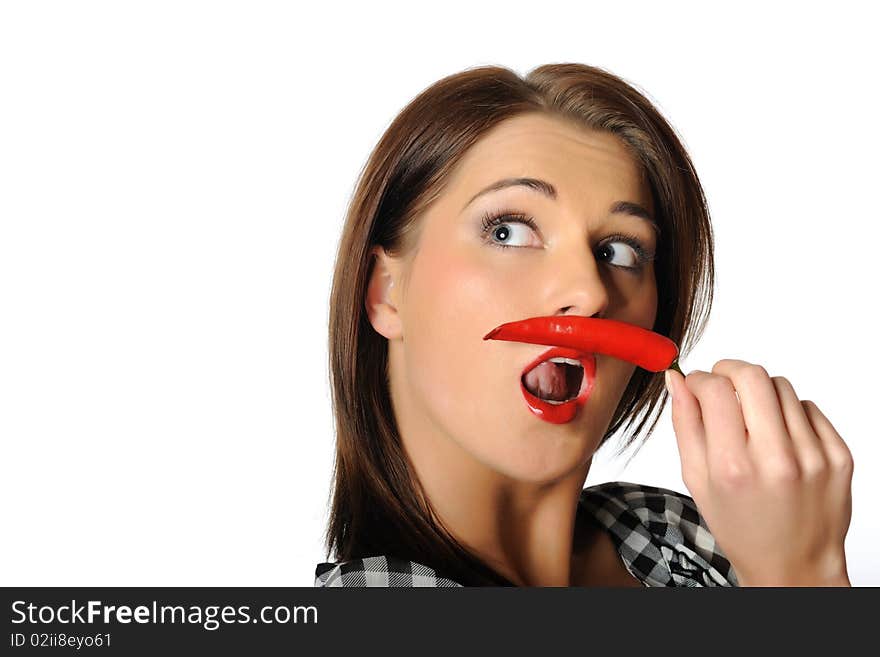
[668,358,684,376]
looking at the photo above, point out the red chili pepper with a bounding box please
[483,316,683,374]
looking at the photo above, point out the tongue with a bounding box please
[523,361,570,402]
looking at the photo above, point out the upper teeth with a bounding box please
[548,357,582,367]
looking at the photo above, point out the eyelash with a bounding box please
[478,210,656,272]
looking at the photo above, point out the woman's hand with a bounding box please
[665,359,854,587]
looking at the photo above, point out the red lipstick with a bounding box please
[519,346,596,424]
[486,315,682,425]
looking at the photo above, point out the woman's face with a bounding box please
[368,112,659,484]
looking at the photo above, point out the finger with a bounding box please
[801,400,855,531]
[770,376,827,476]
[710,360,797,477]
[666,368,707,493]
[683,368,750,483]
[801,400,854,474]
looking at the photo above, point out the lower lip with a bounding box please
[519,349,596,424]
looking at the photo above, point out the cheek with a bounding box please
[403,244,508,421]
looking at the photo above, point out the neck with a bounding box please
[401,421,592,587]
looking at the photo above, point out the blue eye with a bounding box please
[480,212,541,248]
[479,210,655,273]
[597,234,653,271]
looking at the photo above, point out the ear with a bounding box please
[365,245,402,340]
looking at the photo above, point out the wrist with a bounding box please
[736,552,851,587]
[824,573,852,587]
[738,571,851,587]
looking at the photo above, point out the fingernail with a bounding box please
[665,370,674,400]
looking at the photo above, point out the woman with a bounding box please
[315,63,854,587]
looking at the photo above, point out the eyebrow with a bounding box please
[463,176,660,237]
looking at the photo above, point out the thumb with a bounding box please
[666,368,707,493]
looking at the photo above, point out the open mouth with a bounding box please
[522,356,585,403]
[519,347,596,424]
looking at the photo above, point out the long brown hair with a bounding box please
[323,63,714,586]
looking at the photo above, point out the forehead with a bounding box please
[444,112,651,211]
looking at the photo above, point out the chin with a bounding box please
[501,462,585,486]
[477,438,592,486]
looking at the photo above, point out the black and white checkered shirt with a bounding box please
[315,480,740,587]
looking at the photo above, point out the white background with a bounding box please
[1,1,877,586]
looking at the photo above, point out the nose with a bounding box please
[545,244,610,319]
